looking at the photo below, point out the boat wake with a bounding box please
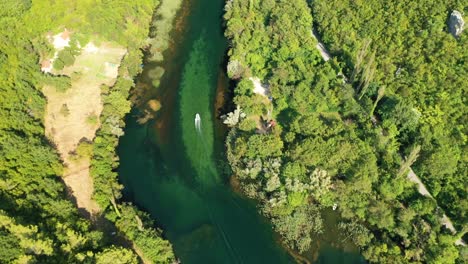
[195,113,201,133]
[193,113,243,263]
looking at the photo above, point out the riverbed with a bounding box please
[118,0,293,262]
[118,0,364,263]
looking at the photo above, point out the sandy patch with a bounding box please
[44,41,126,215]
[104,62,119,79]
[63,159,96,213]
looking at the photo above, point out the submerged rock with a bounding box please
[147,99,162,111]
[448,10,465,38]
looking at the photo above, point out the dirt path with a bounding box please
[407,168,465,245]
[311,23,465,247]
[407,168,433,198]
[310,30,331,61]
[63,160,98,214]
[310,29,349,84]
[44,41,126,216]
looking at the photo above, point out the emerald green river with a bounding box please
[118,0,365,263]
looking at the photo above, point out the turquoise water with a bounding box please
[118,0,293,262]
[118,0,365,263]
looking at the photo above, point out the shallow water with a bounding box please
[118,0,293,262]
[118,0,364,263]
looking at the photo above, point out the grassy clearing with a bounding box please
[43,41,126,215]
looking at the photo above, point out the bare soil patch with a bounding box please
[43,41,126,215]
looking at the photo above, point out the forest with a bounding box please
[0,0,174,263]
[1,0,466,263]
[224,0,466,263]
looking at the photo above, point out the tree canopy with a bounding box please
[0,0,174,262]
[224,0,466,262]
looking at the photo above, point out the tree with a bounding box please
[227,59,244,79]
[95,247,138,264]
[273,205,323,253]
[56,47,77,67]
[246,134,283,158]
[0,231,21,263]
[223,105,246,126]
[398,145,421,177]
[308,167,332,199]
[338,221,374,247]
[370,85,385,116]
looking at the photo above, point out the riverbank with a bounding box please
[223,1,369,262]
[117,0,295,262]
[43,37,126,217]
[130,0,185,123]
[82,1,177,262]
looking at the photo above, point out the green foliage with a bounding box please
[238,118,257,131]
[54,47,77,69]
[313,0,467,227]
[0,230,22,263]
[224,0,466,262]
[75,140,94,159]
[0,0,174,263]
[113,204,175,263]
[338,221,374,248]
[53,44,81,71]
[86,113,99,126]
[273,205,323,253]
[246,134,283,158]
[53,58,65,70]
[95,247,138,264]
[42,75,72,92]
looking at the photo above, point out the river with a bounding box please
[118,0,364,263]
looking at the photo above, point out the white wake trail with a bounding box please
[195,113,201,133]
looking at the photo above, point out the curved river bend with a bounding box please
[118,0,365,263]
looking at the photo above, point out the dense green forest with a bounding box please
[224,0,466,263]
[1,0,466,263]
[312,0,467,228]
[0,0,173,263]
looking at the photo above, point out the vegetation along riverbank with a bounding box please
[0,1,174,262]
[1,0,466,263]
[224,0,466,263]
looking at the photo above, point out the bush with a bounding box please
[58,49,76,66]
[76,140,94,159]
[53,58,65,70]
[42,75,71,92]
[86,113,99,126]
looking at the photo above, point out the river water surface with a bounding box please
[118,0,293,263]
[118,0,364,263]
